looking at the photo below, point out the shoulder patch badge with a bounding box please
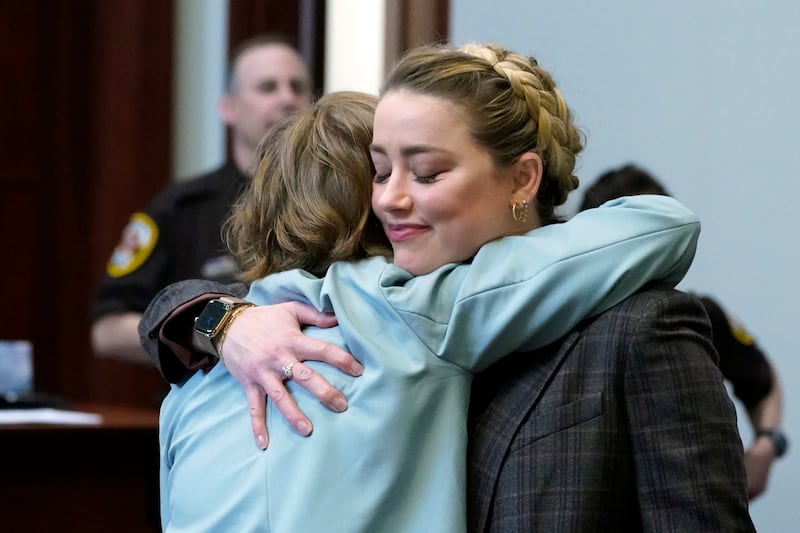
[106,212,159,278]
[726,313,755,346]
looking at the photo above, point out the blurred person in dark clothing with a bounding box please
[91,35,312,364]
[580,163,788,500]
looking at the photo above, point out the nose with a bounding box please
[373,172,412,213]
[285,84,311,110]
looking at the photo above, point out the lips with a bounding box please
[385,223,429,242]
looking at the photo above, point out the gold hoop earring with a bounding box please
[511,199,529,223]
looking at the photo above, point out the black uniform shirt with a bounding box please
[92,162,247,319]
[698,295,773,409]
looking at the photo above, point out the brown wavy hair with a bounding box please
[224,91,391,281]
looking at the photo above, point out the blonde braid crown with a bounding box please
[383,43,583,222]
[461,44,583,213]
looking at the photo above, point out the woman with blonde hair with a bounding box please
[155,44,751,532]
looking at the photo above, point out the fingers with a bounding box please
[245,385,269,450]
[283,302,363,375]
[264,376,314,437]
[290,361,349,413]
[220,301,360,444]
[287,301,339,328]
[289,333,364,377]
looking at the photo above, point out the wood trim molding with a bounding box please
[227,0,325,97]
[384,0,450,77]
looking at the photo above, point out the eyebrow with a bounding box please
[255,76,307,85]
[369,144,444,157]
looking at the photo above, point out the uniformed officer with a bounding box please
[91,34,313,363]
[579,163,787,500]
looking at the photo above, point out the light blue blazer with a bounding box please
[160,195,699,532]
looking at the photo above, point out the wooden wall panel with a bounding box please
[0,5,42,182]
[81,0,175,405]
[0,1,173,406]
[0,3,59,379]
[40,1,95,400]
[0,187,37,341]
[0,4,41,344]
[229,0,300,44]
[384,0,450,77]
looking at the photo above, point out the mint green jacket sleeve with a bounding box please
[248,195,700,372]
[379,194,699,370]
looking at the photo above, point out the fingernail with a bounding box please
[297,421,312,436]
[351,362,364,375]
[257,435,267,450]
[332,397,348,412]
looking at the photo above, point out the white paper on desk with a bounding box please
[0,408,103,425]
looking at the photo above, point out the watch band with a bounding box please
[193,297,254,359]
[213,303,254,360]
[756,428,789,458]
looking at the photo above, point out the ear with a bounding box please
[511,152,543,202]
[218,94,236,126]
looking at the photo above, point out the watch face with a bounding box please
[194,300,231,335]
[759,429,789,458]
[773,431,789,457]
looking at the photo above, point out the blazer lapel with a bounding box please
[468,330,581,532]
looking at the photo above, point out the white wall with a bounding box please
[451,1,799,530]
[171,0,228,180]
[325,0,386,94]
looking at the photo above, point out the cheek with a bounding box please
[416,192,459,227]
[430,182,493,224]
[444,191,511,246]
[370,188,382,216]
[249,94,278,111]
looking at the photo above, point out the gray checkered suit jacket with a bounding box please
[467,286,755,532]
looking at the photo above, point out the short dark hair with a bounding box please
[226,33,299,91]
[579,163,670,211]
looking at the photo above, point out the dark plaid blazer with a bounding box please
[142,283,755,532]
[467,286,755,532]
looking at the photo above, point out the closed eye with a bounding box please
[258,81,278,93]
[415,173,440,184]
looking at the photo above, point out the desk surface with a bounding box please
[0,401,159,431]
[0,402,161,531]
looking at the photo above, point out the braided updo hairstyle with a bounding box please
[382,43,584,223]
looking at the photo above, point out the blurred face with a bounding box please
[225,43,312,151]
[370,90,522,275]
